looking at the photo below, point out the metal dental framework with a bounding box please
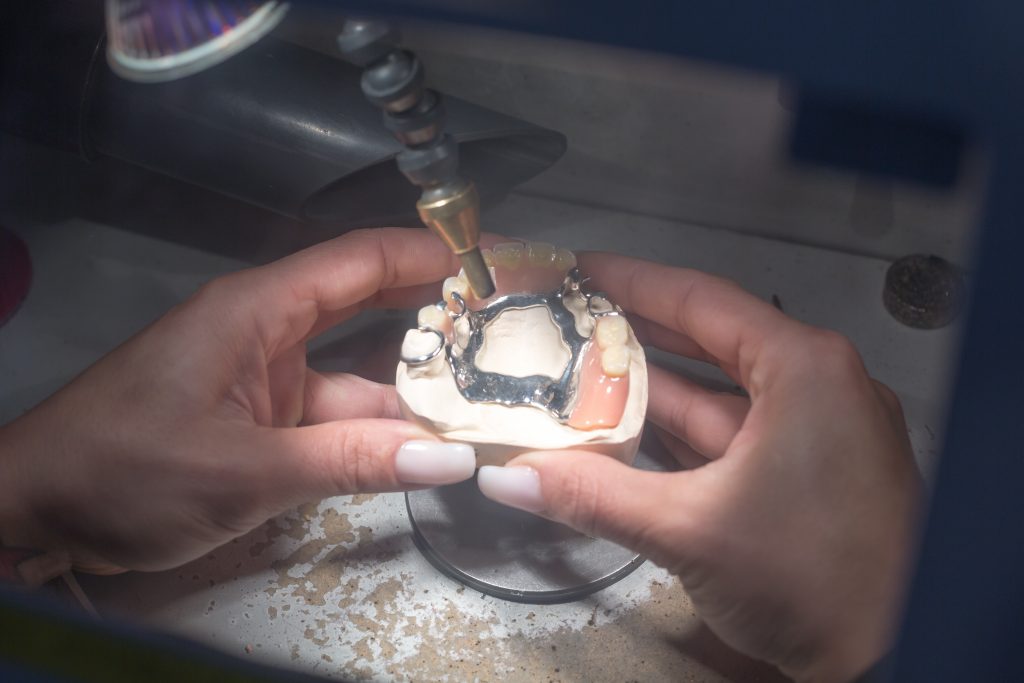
[401,268,623,422]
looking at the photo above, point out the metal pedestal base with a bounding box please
[406,445,666,604]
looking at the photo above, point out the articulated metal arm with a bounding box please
[338,19,495,299]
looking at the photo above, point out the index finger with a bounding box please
[579,252,802,389]
[213,228,464,357]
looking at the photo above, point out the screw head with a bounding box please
[883,254,965,329]
[337,20,399,66]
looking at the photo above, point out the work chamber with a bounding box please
[0,2,1016,681]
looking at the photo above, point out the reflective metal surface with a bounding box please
[399,325,445,365]
[449,289,587,421]
[445,268,619,422]
[106,0,290,83]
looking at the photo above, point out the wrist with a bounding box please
[796,642,889,683]
[789,595,901,683]
[0,420,24,546]
[0,421,38,584]
[0,416,46,551]
[0,417,77,588]
[844,652,893,683]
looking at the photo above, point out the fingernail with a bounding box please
[477,466,545,513]
[395,440,476,486]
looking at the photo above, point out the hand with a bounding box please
[0,229,476,582]
[478,253,922,682]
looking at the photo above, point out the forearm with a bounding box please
[0,411,56,548]
[0,416,66,585]
[0,418,29,548]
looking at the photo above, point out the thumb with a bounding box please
[260,419,477,504]
[15,551,72,587]
[478,450,699,569]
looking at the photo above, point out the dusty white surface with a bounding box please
[0,192,960,682]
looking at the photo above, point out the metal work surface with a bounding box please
[0,192,959,681]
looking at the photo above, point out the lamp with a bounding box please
[105,0,289,82]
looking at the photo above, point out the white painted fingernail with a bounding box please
[477,466,545,513]
[395,440,476,485]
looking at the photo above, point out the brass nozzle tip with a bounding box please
[416,181,480,254]
[415,180,492,297]
[459,247,495,299]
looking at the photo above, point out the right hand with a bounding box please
[478,253,923,683]
[0,229,478,582]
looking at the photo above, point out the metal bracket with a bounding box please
[446,268,614,421]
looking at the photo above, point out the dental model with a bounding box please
[396,242,648,467]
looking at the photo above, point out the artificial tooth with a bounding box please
[527,241,557,266]
[601,344,631,377]
[595,315,629,349]
[554,247,577,272]
[401,328,442,362]
[482,248,495,267]
[417,304,450,332]
[443,275,468,303]
[493,242,525,269]
[588,295,614,316]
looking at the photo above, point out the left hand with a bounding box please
[0,228,476,582]
[478,253,922,682]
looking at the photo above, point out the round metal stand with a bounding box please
[406,443,668,604]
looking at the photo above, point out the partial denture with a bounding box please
[448,243,632,425]
[487,242,573,297]
[396,239,647,466]
[567,340,630,430]
[401,326,444,363]
[493,242,525,269]
[443,273,476,313]
[595,315,630,377]
[442,275,466,302]
[554,247,577,272]
[527,241,556,266]
[566,315,632,429]
[400,302,452,365]
[417,303,452,336]
[600,345,630,377]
